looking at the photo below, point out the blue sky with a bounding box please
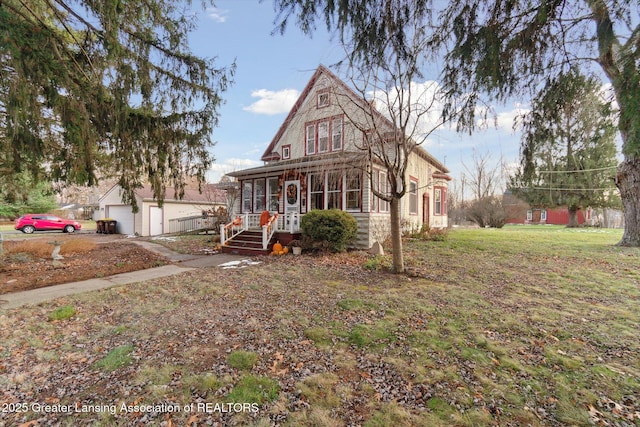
[187,0,526,195]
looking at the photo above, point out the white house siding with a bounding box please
[231,66,449,248]
[99,185,224,236]
[405,152,448,230]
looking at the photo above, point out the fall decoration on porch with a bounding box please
[259,210,271,227]
[272,241,283,253]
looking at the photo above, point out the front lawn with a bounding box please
[1,226,638,426]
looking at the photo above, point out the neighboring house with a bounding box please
[503,191,592,226]
[507,207,590,225]
[227,65,451,251]
[98,184,226,236]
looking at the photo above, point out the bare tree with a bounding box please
[327,29,463,272]
[462,150,504,200]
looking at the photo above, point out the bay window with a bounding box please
[434,186,447,215]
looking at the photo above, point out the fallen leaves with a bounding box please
[1,238,168,294]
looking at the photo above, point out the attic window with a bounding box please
[317,91,329,108]
[282,145,291,160]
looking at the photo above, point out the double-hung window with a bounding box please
[306,124,316,155]
[378,171,389,212]
[267,177,279,211]
[346,171,361,211]
[318,121,329,153]
[409,178,418,215]
[327,172,342,209]
[305,115,343,156]
[331,118,343,151]
[242,181,253,213]
[309,174,324,210]
[434,187,447,215]
[254,179,266,212]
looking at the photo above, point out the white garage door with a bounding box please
[106,206,135,235]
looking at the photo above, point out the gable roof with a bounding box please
[137,184,226,204]
[260,65,449,174]
[100,183,226,205]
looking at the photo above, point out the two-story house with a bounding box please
[223,65,450,254]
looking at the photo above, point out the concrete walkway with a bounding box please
[0,240,248,310]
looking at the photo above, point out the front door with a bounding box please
[423,193,430,226]
[284,180,300,213]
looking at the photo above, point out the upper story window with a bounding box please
[305,115,344,156]
[332,118,343,151]
[282,145,291,160]
[318,122,329,153]
[306,124,316,155]
[317,91,330,108]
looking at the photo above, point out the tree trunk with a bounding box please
[389,197,405,273]
[567,207,579,228]
[616,158,640,246]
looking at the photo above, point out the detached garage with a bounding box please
[97,184,226,236]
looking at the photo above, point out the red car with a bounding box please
[14,214,82,234]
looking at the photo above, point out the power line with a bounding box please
[511,186,618,192]
[536,166,617,174]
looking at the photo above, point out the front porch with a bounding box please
[220,212,302,255]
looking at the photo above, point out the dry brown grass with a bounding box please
[3,237,97,258]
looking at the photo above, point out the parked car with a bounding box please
[14,214,82,234]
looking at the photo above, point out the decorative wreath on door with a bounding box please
[286,183,298,204]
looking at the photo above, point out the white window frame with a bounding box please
[309,173,324,210]
[346,171,361,211]
[434,188,442,215]
[267,177,279,212]
[327,172,342,210]
[282,145,291,160]
[379,171,389,212]
[317,91,329,108]
[306,124,316,155]
[318,121,329,153]
[242,181,253,213]
[331,118,343,151]
[254,179,266,212]
[409,178,418,215]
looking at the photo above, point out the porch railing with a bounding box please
[166,215,215,234]
[262,213,278,249]
[220,212,301,247]
[220,213,247,246]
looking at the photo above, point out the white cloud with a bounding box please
[496,105,528,133]
[475,103,529,134]
[243,89,300,115]
[207,158,262,183]
[206,7,228,23]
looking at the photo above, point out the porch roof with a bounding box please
[227,152,362,179]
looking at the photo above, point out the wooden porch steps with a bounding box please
[220,230,274,256]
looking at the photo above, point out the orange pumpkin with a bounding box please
[273,241,283,253]
[282,247,289,254]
